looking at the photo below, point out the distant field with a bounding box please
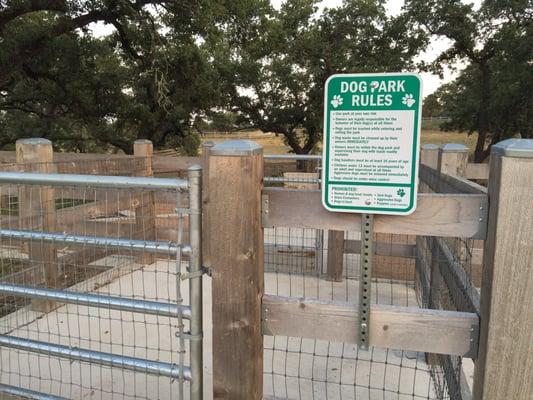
[201,131,291,154]
[420,130,477,150]
[201,128,477,155]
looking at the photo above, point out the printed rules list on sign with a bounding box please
[322,73,423,216]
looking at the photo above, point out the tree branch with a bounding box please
[0,0,171,87]
[0,0,67,33]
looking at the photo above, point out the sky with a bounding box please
[92,0,481,97]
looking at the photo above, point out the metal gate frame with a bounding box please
[0,167,204,400]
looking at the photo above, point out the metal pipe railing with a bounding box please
[0,283,190,319]
[0,384,67,400]
[0,335,192,380]
[0,229,190,256]
[0,171,188,190]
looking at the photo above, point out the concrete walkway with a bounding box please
[0,259,438,399]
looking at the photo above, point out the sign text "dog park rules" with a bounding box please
[322,73,422,215]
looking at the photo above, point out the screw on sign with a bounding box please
[322,72,422,216]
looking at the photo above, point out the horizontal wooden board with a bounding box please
[0,151,139,163]
[153,156,201,174]
[263,188,488,239]
[438,174,488,195]
[419,164,487,195]
[465,163,489,180]
[262,294,478,357]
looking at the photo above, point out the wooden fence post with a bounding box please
[473,139,533,400]
[437,144,469,232]
[205,140,264,400]
[438,143,469,177]
[201,141,215,265]
[16,138,57,312]
[326,230,344,281]
[415,144,440,305]
[420,143,439,168]
[428,143,469,309]
[134,139,153,176]
[133,139,156,264]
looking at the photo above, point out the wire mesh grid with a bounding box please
[0,173,192,399]
[262,158,480,400]
[263,157,321,189]
[416,166,481,400]
[263,227,437,400]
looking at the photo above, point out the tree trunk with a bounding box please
[474,62,491,162]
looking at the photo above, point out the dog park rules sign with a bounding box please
[322,73,422,215]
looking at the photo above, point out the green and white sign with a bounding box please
[322,73,422,215]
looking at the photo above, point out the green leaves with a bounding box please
[207,0,425,153]
[2,0,526,159]
[406,0,532,160]
[0,0,225,154]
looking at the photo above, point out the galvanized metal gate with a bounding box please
[0,167,204,400]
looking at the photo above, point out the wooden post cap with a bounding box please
[133,140,153,154]
[134,139,152,144]
[440,143,468,153]
[422,144,439,150]
[210,140,263,156]
[16,138,52,146]
[491,139,533,158]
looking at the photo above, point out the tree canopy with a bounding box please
[405,0,532,161]
[208,0,425,153]
[0,0,224,153]
[0,0,531,157]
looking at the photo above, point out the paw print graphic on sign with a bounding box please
[397,188,406,198]
[331,95,343,108]
[402,93,416,107]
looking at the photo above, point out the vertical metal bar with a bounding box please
[188,165,203,400]
[358,213,374,350]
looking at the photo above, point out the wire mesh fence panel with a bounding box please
[264,226,440,400]
[262,156,481,400]
[0,175,195,400]
[415,168,482,400]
